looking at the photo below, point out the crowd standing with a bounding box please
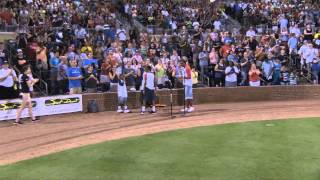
[0,0,319,109]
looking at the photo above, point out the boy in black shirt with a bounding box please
[84,65,99,93]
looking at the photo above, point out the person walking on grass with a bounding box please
[140,65,157,115]
[15,66,39,125]
[180,59,195,113]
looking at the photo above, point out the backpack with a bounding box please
[87,100,99,113]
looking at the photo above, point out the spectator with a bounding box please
[304,24,314,41]
[214,59,226,87]
[155,59,166,89]
[246,26,256,37]
[225,61,239,87]
[84,64,99,93]
[213,19,222,31]
[209,48,219,66]
[100,58,112,92]
[288,33,298,55]
[191,65,199,88]
[298,41,310,73]
[124,61,136,91]
[67,59,83,94]
[290,24,301,38]
[272,59,282,85]
[82,52,98,70]
[15,49,28,73]
[75,25,87,48]
[198,49,209,84]
[109,67,119,92]
[239,52,250,86]
[261,55,274,86]
[49,51,60,95]
[81,41,93,54]
[281,65,290,85]
[166,60,176,88]
[0,42,6,66]
[57,56,68,94]
[249,63,261,87]
[116,25,127,42]
[0,61,18,99]
[36,42,48,71]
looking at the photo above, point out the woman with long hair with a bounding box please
[214,59,226,87]
[15,66,39,124]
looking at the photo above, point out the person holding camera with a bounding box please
[84,64,99,93]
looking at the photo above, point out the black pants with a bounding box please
[101,82,110,92]
[0,86,19,100]
[58,80,68,94]
[214,77,225,87]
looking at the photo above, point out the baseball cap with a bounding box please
[17,49,23,53]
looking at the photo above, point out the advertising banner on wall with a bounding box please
[0,95,83,121]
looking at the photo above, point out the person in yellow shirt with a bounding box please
[314,30,320,40]
[80,41,93,54]
[191,66,198,88]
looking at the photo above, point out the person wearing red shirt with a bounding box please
[249,63,261,87]
[180,58,194,113]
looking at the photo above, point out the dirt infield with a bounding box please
[0,100,320,165]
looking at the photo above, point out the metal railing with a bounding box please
[254,24,319,35]
[0,24,118,34]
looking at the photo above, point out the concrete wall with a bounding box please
[82,86,320,112]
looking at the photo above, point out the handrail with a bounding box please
[32,71,49,96]
[288,54,313,84]
[0,24,118,33]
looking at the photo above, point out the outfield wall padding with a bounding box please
[82,86,320,112]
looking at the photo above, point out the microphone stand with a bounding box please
[169,79,174,119]
[182,68,186,116]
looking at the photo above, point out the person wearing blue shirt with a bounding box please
[82,52,98,69]
[104,26,116,41]
[67,59,83,94]
[49,51,60,94]
[227,51,238,64]
[272,59,282,85]
[288,33,298,54]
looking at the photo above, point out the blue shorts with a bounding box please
[185,85,193,100]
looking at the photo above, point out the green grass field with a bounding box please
[1,118,320,180]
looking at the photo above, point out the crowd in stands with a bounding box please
[0,0,319,100]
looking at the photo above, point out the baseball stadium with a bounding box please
[0,0,320,180]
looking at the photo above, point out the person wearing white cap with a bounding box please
[0,61,18,99]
